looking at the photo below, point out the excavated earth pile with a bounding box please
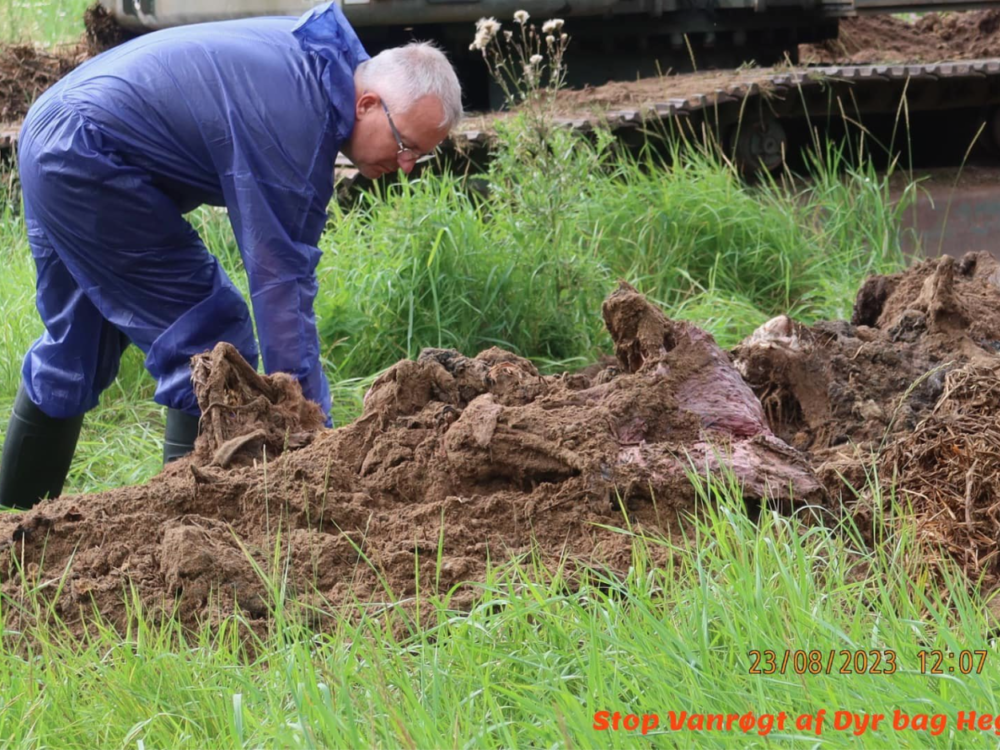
[82,3,138,56]
[7,257,1000,633]
[801,11,1000,65]
[0,283,820,633]
[0,5,129,128]
[734,251,1000,585]
[0,44,83,125]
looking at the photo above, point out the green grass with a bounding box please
[317,143,912,380]
[3,120,984,747]
[2,478,997,748]
[0,0,91,45]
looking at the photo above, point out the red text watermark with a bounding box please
[593,710,1000,737]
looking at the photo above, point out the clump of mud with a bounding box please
[0,283,819,634]
[189,342,326,469]
[735,251,1000,584]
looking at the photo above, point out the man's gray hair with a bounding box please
[354,42,463,130]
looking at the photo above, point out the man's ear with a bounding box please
[356,91,380,118]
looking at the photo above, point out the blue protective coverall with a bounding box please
[17,2,368,422]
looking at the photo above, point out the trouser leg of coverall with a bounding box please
[15,105,258,458]
[0,226,129,508]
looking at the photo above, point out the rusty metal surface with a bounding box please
[896,167,1000,260]
[447,59,1000,151]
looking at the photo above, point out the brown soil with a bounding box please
[550,70,776,115]
[0,43,83,126]
[801,11,1000,66]
[83,2,137,56]
[0,283,820,635]
[7,258,1000,634]
[735,252,1000,457]
[0,4,132,131]
[734,251,1000,585]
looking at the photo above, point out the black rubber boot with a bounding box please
[163,408,200,465]
[0,385,84,510]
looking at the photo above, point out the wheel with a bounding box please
[730,112,787,173]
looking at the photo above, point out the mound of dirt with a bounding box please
[8,256,1000,633]
[735,251,1000,583]
[735,252,1000,458]
[0,283,820,634]
[83,2,137,56]
[876,363,1000,583]
[0,4,132,129]
[801,11,1000,65]
[0,43,84,125]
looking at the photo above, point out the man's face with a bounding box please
[346,92,451,180]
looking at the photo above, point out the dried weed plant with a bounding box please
[469,11,569,112]
[878,363,1000,585]
[468,13,613,233]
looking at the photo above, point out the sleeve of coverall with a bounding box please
[221,174,332,423]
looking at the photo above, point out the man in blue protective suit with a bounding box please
[0,2,463,509]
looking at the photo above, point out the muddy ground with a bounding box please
[4,258,1000,634]
[735,251,1000,583]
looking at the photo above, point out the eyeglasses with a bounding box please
[381,100,417,165]
[380,100,432,166]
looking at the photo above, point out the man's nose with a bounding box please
[398,160,416,175]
